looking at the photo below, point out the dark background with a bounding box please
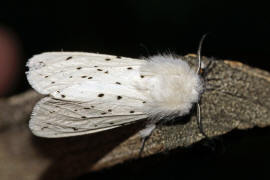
[1,0,270,179]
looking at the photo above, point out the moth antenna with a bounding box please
[196,34,208,74]
[196,34,209,138]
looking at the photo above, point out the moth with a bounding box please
[26,36,207,154]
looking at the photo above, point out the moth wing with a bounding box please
[30,97,148,138]
[26,52,146,95]
[27,52,150,137]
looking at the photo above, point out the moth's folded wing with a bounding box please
[29,97,148,138]
[26,52,145,95]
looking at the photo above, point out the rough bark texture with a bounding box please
[1,54,270,180]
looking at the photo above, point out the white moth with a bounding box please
[26,37,206,153]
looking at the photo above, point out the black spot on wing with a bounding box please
[98,93,104,97]
[39,61,46,67]
[117,96,122,100]
[72,127,78,131]
[66,56,72,60]
[41,126,48,130]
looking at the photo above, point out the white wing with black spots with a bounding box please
[26,52,146,95]
[30,97,148,137]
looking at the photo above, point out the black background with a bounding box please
[1,0,270,179]
[1,0,270,95]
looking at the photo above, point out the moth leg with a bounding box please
[138,124,156,157]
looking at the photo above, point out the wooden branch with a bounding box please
[1,54,270,180]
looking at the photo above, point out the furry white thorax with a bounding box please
[138,54,203,121]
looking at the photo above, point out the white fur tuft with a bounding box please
[138,54,203,121]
